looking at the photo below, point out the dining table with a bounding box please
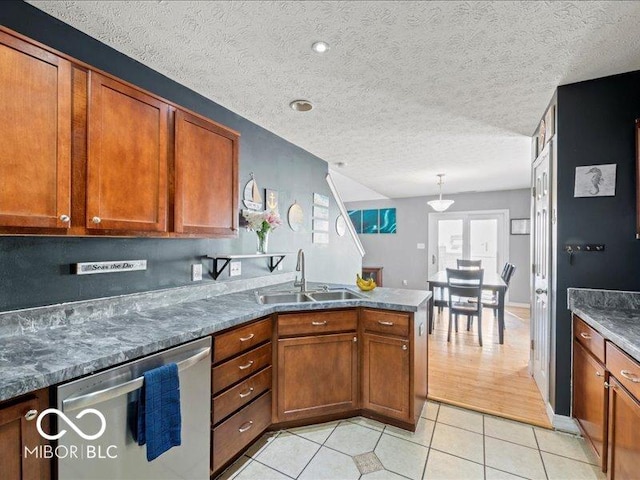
[427,270,508,344]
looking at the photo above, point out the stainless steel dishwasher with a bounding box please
[55,337,211,480]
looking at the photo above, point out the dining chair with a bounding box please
[481,263,516,317]
[446,268,484,346]
[456,259,482,270]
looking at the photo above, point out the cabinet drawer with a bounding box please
[607,342,640,400]
[212,391,271,473]
[573,316,605,363]
[278,310,357,336]
[361,309,410,337]
[213,366,272,425]
[214,317,272,364]
[212,342,272,395]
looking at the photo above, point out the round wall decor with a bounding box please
[335,215,347,237]
[288,202,304,231]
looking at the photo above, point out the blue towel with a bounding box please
[137,363,182,461]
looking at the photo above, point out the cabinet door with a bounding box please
[362,333,410,421]
[0,32,71,229]
[0,395,49,480]
[277,333,358,421]
[607,378,640,479]
[87,72,168,232]
[174,110,238,236]
[573,340,607,466]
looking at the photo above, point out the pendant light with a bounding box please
[427,174,455,212]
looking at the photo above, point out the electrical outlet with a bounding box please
[402,280,408,286]
[417,243,426,249]
[230,261,242,277]
[191,264,202,281]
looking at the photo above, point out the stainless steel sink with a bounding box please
[256,292,314,304]
[308,290,364,301]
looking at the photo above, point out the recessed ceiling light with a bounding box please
[334,162,348,168]
[290,100,313,112]
[311,41,330,53]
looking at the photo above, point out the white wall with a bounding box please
[346,189,531,304]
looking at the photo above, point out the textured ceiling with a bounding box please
[28,1,640,198]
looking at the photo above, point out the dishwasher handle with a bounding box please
[61,347,211,413]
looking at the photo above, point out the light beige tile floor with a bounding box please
[216,400,605,480]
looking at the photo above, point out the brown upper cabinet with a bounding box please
[174,110,238,236]
[87,72,169,232]
[0,31,71,230]
[0,28,239,238]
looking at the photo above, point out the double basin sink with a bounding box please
[256,289,364,305]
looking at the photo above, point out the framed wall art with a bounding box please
[574,164,616,197]
[510,218,531,235]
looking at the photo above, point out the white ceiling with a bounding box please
[29,1,640,198]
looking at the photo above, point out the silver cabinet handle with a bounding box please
[595,372,603,377]
[604,381,616,389]
[402,344,408,351]
[62,347,211,413]
[580,332,592,340]
[91,216,101,224]
[620,370,640,383]
[535,288,547,294]
[239,387,254,398]
[378,321,394,326]
[312,321,328,326]
[59,215,70,223]
[239,333,255,342]
[353,336,357,343]
[25,409,38,421]
[238,421,253,433]
[239,360,254,370]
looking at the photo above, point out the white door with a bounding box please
[531,147,551,403]
[428,210,508,277]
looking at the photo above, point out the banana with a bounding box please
[356,274,377,291]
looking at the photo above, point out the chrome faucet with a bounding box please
[294,249,307,292]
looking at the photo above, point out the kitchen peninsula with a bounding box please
[0,277,430,478]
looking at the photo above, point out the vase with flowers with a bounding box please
[243,210,282,254]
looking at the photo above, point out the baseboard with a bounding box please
[506,302,530,308]
[545,402,580,434]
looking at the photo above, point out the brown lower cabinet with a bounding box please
[0,389,50,480]
[362,332,410,421]
[277,333,359,421]
[572,314,640,479]
[273,307,427,430]
[212,392,272,474]
[607,377,640,479]
[573,339,607,465]
[211,317,273,477]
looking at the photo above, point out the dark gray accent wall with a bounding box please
[346,189,531,304]
[554,71,640,415]
[0,1,361,312]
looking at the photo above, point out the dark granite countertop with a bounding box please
[572,306,640,364]
[0,283,430,403]
[568,287,640,364]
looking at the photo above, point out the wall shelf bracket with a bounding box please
[205,252,293,280]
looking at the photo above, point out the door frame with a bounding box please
[427,209,510,299]
[530,142,553,408]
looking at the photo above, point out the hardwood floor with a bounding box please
[428,305,552,428]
